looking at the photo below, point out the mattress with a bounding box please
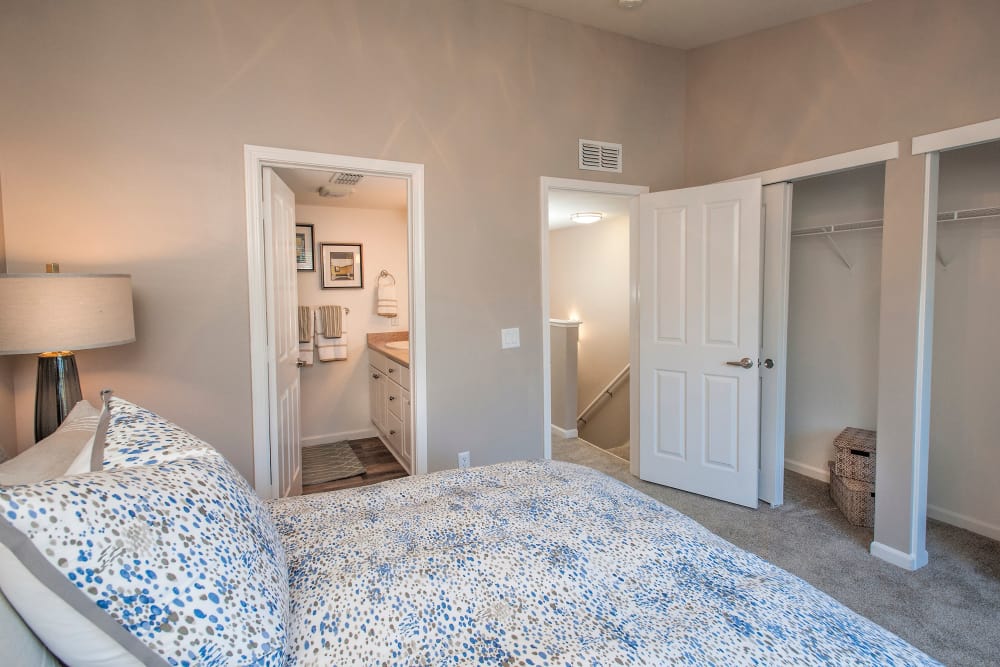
[268,460,937,666]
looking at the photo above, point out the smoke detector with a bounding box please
[318,172,364,198]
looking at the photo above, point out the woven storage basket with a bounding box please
[828,461,875,527]
[832,427,876,483]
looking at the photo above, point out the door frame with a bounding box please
[244,145,426,498]
[539,177,648,473]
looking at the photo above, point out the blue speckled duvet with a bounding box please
[267,460,937,666]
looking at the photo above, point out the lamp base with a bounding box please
[35,351,82,442]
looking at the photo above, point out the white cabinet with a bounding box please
[369,348,412,473]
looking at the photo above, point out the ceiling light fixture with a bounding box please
[618,0,644,8]
[570,212,604,225]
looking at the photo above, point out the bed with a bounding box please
[0,397,939,666]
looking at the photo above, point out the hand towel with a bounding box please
[377,283,398,317]
[317,305,343,338]
[298,306,313,343]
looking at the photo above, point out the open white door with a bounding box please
[263,167,302,497]
[638,178,762,508]
[759,182,793,506]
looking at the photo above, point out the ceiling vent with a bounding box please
[579,139,623,173]
[318,172,364,198]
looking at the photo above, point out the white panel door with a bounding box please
[759,182,793,506]
[638,178,762,507]
[263,167,302,497]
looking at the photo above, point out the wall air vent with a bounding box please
[579,139,623,173]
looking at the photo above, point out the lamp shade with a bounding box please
[0,274,135,355]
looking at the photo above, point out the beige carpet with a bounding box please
[301,441,366,485]
[553,436,1000,667]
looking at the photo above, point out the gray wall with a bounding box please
[0,0,686,478]
[684,0,1000,562]
[0,179,15,460]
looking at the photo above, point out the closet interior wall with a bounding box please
[929,141,1000,540]
[784,165,886,480]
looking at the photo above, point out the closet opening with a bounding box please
[779,163,886,530]
[927,140,1000,541]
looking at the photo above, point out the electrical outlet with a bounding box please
[458,451,471,469]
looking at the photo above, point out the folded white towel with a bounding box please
[298,341,314,367]
[317,332,347,362]
[377,284,397,317]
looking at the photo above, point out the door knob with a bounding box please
[726,357,754,369]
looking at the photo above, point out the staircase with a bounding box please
[577,365,630,460]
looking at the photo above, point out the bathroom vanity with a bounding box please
[367,333,412,473]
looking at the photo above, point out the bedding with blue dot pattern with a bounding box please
[102,397,218,469]
[269,460,939,666]
[0,448,289,666]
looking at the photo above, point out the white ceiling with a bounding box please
[273,168,407,211]
[549,189,632,230]
[502,0,870,50]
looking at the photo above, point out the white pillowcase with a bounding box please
[0,400,102,486]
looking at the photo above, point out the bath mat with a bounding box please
[302,441,366,485]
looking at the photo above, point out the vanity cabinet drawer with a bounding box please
[385,382,403,420]
[384,358,408,389]
[384,412,404,456]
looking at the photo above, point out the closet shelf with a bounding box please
[790,218,883,238]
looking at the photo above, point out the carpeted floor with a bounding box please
[553,436,1000,666]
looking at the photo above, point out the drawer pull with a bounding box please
[372,373,380,379]
[387,368,395,374]
[389,430,397,435]
[388,396,396,401]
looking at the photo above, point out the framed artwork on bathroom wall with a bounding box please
[295,224,315,271]
[320,243,364,289]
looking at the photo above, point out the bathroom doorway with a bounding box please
[244,146,426,500]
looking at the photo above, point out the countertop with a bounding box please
[367,332,409,367]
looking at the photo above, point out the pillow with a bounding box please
[0,400,102,486]
[0,453,289,667]
[102,397,216,469]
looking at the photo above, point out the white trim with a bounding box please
[301,428,378,447]
[549,319,582,328]
[551,425,578,439]
[783,458,830,483]
[732,142,899,186]
[539,177,648,464]
[927,504,1000,542]
[912,117,1000,155]
[244,145,427,499]
[870,541,927,571]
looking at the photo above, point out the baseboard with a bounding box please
[927,504,1000,542]
[551,424,578,439]
[784,458,830,482]
[870,541,928,571]
[301,427,377,447]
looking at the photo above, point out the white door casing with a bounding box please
[638,178,763,508]
[759,182,793,506]
[263,167,302,498]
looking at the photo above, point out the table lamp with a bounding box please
[0,268,135,441]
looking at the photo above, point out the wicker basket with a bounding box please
[832,427,876,483]
[829,461,875,527]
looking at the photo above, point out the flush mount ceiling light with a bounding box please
[570,212,604,225]
[618,0,644,8]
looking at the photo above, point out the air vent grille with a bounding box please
[579,139,623,173]
[333,172,364,185]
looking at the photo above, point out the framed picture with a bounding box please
[320,243,363,289]
[295,224,315,271]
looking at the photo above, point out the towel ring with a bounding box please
[378,269,396,286]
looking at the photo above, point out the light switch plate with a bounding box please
[501,327,520,349]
